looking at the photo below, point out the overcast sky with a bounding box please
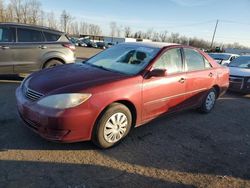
[41,0,250,46]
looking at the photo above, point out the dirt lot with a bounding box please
[0,47,250,188]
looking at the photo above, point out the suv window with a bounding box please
[17,28,44,42]
[153,48,183,74]
[0,27,15,42]
[184,48,206,71]
[44,32,61,42]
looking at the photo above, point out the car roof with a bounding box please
[208,53,239,56]
[121,42,180,49]
[0,22,64,34]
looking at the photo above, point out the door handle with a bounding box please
[0,46,10,49]
[208,72,213,77]
[39,45,47,49]
[179,78,186,84]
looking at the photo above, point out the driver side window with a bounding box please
[153,48,183,74]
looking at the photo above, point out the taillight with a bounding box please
[62,43,76,51]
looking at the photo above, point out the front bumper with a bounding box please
[16,87,97,143]
[229,76,250,93]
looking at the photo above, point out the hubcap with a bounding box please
[206,91,216,110]
[48,64,58,68]
[104,112,128,143]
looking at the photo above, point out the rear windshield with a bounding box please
[44,32,61,42]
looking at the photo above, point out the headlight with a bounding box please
[37,93,92,109]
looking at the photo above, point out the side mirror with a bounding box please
[148,69,167,78]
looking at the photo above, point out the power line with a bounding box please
[165,20,216,29]
[220,19,250,26]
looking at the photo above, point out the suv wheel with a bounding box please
[44,60,63,69]
[92,103,132,149]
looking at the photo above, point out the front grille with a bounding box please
[229,76,244,90]
[24,87,44,101]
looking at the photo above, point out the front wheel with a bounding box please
[92,103,132,149]
[199,88,217,113]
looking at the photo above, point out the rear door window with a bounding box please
[0,27,15,42]
[17,28,44,42]
[44,32,61,42]
[184,48,205,71]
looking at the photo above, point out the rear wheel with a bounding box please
[44,59,63,69]
[199,88,217,113]
[92,103,132,149]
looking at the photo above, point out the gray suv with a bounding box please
[0,23,75,75]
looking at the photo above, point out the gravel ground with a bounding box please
[0,48,250,188]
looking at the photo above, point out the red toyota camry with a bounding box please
[16,42,229,148]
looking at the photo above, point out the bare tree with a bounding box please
[21,0,29,23]
[179,36,189,45]
[89,24,102,36]
[10,0,23,22]
[145,28,154,39]
[134,31,143,39]
[60,10,73,33]
[70,21,79,35]
[46,11,58,29]
[0,0,4,22]
[152,32,160,42]
[159,30,168,42]
[4,4,15,22]
[79,22,89,35]
[38,10,45,26]
[29,0,41,24]
[169,32,180,43]
[110,22,117,37]
[116,25,123,37]
[124,26,132,38]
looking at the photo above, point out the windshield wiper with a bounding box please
[84,62,112,72]
[94,65,113,72]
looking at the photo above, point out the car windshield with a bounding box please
[229,56,250,69]
[84,44,160,75]
[209,53,231,60]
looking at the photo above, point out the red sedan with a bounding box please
[16,42,229,148]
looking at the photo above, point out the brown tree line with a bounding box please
[0,0,102,35]
[0,0,247,49]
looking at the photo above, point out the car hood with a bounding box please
[229,67,250,77]
[26,63,127,94]
[215,59,228,63]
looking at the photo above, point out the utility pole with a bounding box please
[210,19,219,49]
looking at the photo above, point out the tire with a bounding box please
[92,103,132,149]
[199,88,217,113]
[44,59,63,69]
